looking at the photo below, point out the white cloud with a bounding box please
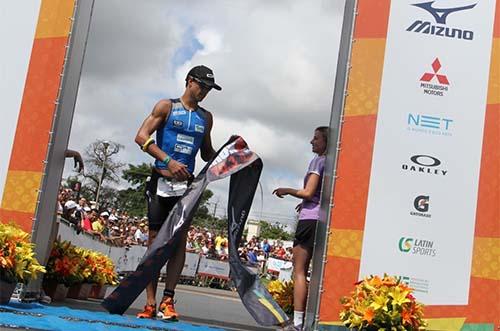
[196,29,224,56]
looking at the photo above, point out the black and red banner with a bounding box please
[102,136,288,326]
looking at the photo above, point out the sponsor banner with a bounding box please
[359,0,496,305]
[102,136,288,326]
[197,256,230,278]
[266,258,292,273]
[181,252,200,277]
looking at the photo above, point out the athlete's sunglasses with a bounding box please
[190,76,212,90]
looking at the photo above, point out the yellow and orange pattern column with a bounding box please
[0,0,76,232]
[318,0,499,330]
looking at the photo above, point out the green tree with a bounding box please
[116,163,152,217]
[121,163,152,190]
[258,220,293,240]
[195,189,214,218]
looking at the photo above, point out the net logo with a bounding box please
[411,195,432,218]
[402,154,448,176]
[407,113,453,136]
[406,1,477,41]
[420,58,450,96]
[398,237,437,257]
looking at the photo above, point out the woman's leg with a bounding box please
[292,244,312,321]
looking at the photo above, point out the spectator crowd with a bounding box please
[57,186,293,266]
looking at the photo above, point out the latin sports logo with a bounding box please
[406,1,477,41]
[399,237,413,252]
[419,58,450,97]
[398,237,437,257]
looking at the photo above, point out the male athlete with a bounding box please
[134,65,220,320]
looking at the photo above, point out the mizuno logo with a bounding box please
[412,1,477,24]
[407,1,477,40]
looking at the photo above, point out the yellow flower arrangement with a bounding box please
[82,249,118,286]
[267,279,294,314]
[0,223,46,284]
[45,239,84,286]
[339,274,426,330]
[46,239,118,287]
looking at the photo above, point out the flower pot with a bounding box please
[67,283,92,300]
[42,280,68,302]
[88,284,107,299]
[0,279,17,305]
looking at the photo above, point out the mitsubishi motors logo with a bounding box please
[419,58,449,96]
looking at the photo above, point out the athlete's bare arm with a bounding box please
[135,99,190,180]
[200,110,216,162]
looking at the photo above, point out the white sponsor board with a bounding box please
[197,256,230,279]
[180,252,201,277]
[266,258,292,273]
[0,1,41,200]
[359,0,496,305]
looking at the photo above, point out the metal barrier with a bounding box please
[58,219,292,282]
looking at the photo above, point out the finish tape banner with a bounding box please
[318,0,499,329]
[102,136,288,326]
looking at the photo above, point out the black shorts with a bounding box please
[293,219,318,250]
[145,170,181,231]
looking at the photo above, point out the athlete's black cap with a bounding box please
[186,65,222,91]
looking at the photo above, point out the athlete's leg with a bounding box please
[164,227,188,292]
[144,229,159,306]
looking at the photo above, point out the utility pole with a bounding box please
[212,197,219,218]
[95,140,109,207]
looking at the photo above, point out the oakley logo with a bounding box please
[402,155,447,176]
[411,155,441,167]
[412,1,477,25]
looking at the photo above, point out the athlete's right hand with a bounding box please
[167,159,190,181]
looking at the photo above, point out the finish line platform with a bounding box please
[0,301,225,331]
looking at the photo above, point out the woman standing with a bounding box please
[273,126,328,330]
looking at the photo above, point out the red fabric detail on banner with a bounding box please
[353,0,390,39]
[330,114,376,231]
[0,209,33,233]
[8,36,68,172]
[475,104,500,237]
[319,256,360,322]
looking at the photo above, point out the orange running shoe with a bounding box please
[136,303,156,319]
[157,297,179,321]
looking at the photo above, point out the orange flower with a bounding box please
[369,275,382,287]
[363,308,375,323]
[402,308,413,325]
